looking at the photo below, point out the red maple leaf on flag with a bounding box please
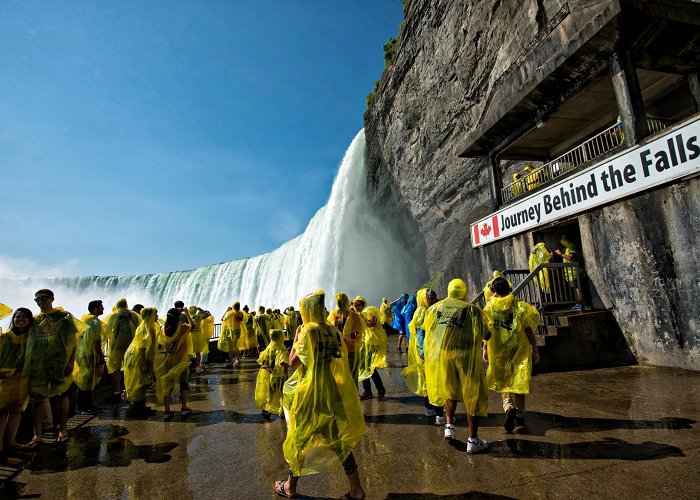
[480,223,492,237]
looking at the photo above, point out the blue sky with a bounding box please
[0,1,402,276]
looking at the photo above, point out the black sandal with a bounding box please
[273,480,297,498]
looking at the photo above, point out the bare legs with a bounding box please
[445,399,479,438]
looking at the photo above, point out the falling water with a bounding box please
[0,130,425,317]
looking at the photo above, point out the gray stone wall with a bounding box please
[364,0,700,369]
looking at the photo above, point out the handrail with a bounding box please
[501,117,673,204]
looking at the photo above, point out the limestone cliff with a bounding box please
[364,0,700,370]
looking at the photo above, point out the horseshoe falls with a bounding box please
[0,130,425,317]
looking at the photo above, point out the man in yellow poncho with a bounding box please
[123,307,159,418]
[219,302,243,368]
[274,290,366,499]
[358,306,387,400]
[255,329,288,417]
[483,277,540,433]
[74,300,108,414]
[255,306,270,349]
[104,298,141,403]
[423,279,490,454]
[27,289,84,444]
[156,307,194,420]
[328,292,364,387]
[401,288,443,424]
[239,305,257,355]
[189,306,213,374]
[529,242,553,295]
[554,235,583,310]
[483,271,512,303]
[284,306,301,343]
[379,297,393,332]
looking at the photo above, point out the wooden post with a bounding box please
[610,51,649,146]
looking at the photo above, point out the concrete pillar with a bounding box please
[488,152,502,210]
[610,51,649,146]
[688,73,700,112]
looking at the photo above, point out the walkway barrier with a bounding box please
[501,118,672,203]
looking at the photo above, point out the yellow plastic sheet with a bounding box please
[483,295,539,394]
[285,308,301,341]
[255,309,270,348]
[72,314,108,391]
[327,292,364,383]
[123,308,159,402]
[282,291,366,477]
[357,306,387,382]
[104,299,141,373]
[255,329,288,415]
[238,311,256,350]
[190,309,213,354]
[156,322,192,403]
[529,243,553,294]
[483,271,513,303]
[423,279,489,417]
[379,298,393,325]
[401,288,429,397]
[0,322,29,413]
[218,304,243,353]
[0,303,12,322]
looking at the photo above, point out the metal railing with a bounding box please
[501,118,672,204]
[212,322,222,340]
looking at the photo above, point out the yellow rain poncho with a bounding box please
[219,303,243,353]
[529,243,553,294]
[0,322,29,413]
[423,279,489,417]
[238,310,256,350]
[254,329,288,415]
[0,303,12,333]
[25,308,85,400]
[327,292,364,382]
[282,291,365,476]
[483,295,540,394]
[123,308,159,402]
[72,314,108,391]
[379,298,393,325]
[255,308,270,348]
[358,306,387,382]
[285,308,301,342]
[561,237,579,283]
[483,271,513,303]
[401,288,429,397]
[155,321,192,403]
[189,307,213,354]
[104,299,141,373]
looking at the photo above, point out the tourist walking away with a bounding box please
[123,307,159,418]
[379,297,393,334]
[219,302,243,368]
[358,306,387,400]
[104,298,141,403]
[390,293,408,353]
[423,279,490,453]
[156,307,194,420]
[254,329,289,417]
[482,277,540,432]
[255,306,271,349]
[402,288,444,424]
[273,290,366,500]
[328,292,364,386]
[554,235,583,310]
[74,300,108,414]
[401,294,417,342]
[0,307,30,453]
[189,306,213,373]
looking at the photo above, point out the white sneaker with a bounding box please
[424,407,436,417]
[444,424,455,440]
[467,437,489,454]
[435,416,445,426]
[195,367,204,374]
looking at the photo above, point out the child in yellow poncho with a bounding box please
[123,307,159,418]
[358,306,387,400]
[255,329,288,416]
[482,277,540,433]
[156,307,193,419]
[274,290,366,499]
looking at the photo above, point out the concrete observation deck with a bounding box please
[3,351,699,499]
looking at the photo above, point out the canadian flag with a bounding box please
[472,215,500,246]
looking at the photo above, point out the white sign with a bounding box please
[471,116,700,247]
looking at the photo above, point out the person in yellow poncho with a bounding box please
[73,300,108,414]
[328,292,364,387]
[357,305,387,401]
[188,306,213,374]
[238,305,257,356]
[273,290,366,500]
[483,277,540,433]
[423,279,490,454]
[255,306,270,349]
[401,288,444,424]
[284,306,301,344]
[0,308,30,453]
[379,297,393,333]
[27,289,84,445]
[255,329,288,417]
[104,298,141,404]
[554,235,583,310]
[219,302,243,368]
[123,307,159,418]
[483,271,512,303]
[529,242,553,295]
[156,307,194,419]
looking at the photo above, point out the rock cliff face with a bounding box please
[364,0,700,370]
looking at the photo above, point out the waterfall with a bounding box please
[0,130,425,318]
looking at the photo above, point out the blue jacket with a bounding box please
[400,295,417,340]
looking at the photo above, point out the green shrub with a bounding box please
[383,37,398,67]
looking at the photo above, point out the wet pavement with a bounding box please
[3,351,699,499]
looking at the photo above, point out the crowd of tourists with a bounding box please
[0,272,542,500]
